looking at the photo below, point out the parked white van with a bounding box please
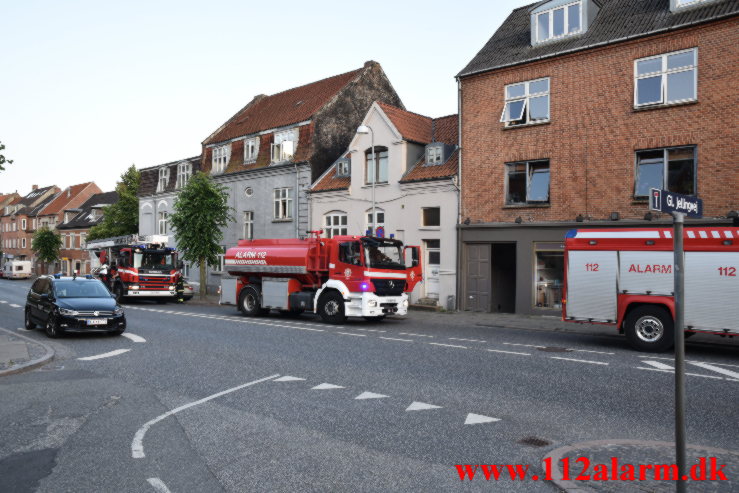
[2,260,32,279]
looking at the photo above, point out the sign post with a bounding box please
[649,189,702,493]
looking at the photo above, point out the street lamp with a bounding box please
[356,124,376,235]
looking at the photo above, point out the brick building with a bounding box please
[1,186,60,270]
[457,0,739,315]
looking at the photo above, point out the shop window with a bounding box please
[534,242,564,309]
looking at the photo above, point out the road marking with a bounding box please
[399,332,434,338]
[635,367,725,380]
[355,391,388,400]
[637,355,739,369]
[487,349,531,356]
[465,413,500,425]
[274,376,305,382]
[642,360,674,370]
[689,361,739,380]
[356,328,387,333]
[9,304,21,308]
[78,349,131,361]
[147,478,172,493]
[312,383,344,390]
[406,401,442,411]
[379,337,414,342]
[428,342,467,349]
[550,356,608,366]
[449,337,486,343]
[0,300,7,303]
[502,342,545,348]
[131,373,279,458]
[571,349,615,355]
[121,333,146,343]
[337,332,366,337]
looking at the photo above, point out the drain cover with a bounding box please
[518,436,552,447]
[536,346,572,353]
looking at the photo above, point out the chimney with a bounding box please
[32,185,38,190]
[67,188,71,198]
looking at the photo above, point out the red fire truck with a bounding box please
[224,232,422,323]
[563,227,739,351]
[86,234,183,302]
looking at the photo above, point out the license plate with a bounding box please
[87,319,107,326]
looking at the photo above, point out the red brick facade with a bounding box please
[460,18,739,224]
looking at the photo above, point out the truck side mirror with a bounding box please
[178,261,184,270]
[404,246,420,268]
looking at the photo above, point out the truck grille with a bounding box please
[371,279,406,296]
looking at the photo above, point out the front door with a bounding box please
[464,244,491,312]
[424,240,440,300]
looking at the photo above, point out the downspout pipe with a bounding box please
[455,78,463,312]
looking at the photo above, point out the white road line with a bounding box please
[642,360,674,370]
[121,333,146,343]
[635,367,725,380]
[355,391,388,400]
[379,337,414,342]
[638,355,739,369]
[0,300,7,303]
[487,349,531,356]
[550,356,609,366]
[274,376,305,382]
[399,332,434,338]
[356,328,387,333]
[337,332,366,337]
[464,413,500,425]
[311,383,344,390]
[571,349,616,355]
[502,342,545,348]
[78,349,131,361]
[131,373,279,458]
[428,342,468,349]
[449,337,487,343]
[689,361,739,380]
[147,478,172,493]
[406,401,442,411]
[9,304,20,308]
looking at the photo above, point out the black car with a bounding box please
[25,275,126,338]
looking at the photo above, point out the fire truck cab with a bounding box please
[563,227,739,351]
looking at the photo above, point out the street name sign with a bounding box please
[649,189,703,218]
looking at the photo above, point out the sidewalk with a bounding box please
[0,327,55,376]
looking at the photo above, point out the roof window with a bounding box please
[531,0,598,46]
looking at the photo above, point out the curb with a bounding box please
[0,326,55,377]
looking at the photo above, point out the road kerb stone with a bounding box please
[0,326,55,377]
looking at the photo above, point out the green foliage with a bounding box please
[0,140,13,172]
[87,164,140,240]
[32,227,62,264]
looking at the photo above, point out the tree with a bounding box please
[32,227,62,274]
[0,140,13,172]
[87,164,140,240]
[169,172,234,300]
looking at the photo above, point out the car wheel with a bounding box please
[239,286,269,316]
[45,314,62,339]
[624,305,674,352]
[318,291,347,324]
[363,315,385,322]
[24,307,37,330]
[113,284,124,303]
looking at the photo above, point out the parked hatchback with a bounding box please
[25,275,126,338]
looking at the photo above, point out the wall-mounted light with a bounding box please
[644,212,654,221]
[610,212,620,221]
[515,216,523,224]
[463,217,471,225]
[576,214,584,223]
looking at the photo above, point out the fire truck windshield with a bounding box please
[134,252,174,270]
[362,239,405,271]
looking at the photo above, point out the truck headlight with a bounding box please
[367,299,378,307]
[169,286,175,291]
[129,285,140,290]
[402,299,409,308]
[59,308,79,316]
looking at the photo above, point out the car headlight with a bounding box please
[402,299,409,308]
[59,308,79,316]
[114,306,124,315]
[129,285,140,290]
[367,299,378,307]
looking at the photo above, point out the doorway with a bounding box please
[490,243,516,313]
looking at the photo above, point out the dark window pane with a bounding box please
[635,150,664,196]
[423,208,441,227]
[528,163,550,202]
[507,164,527,204]
[637,76,662,105]
[425,239,440,249]
[429,251,441,265]
[340,215,347,226]
[505,100,525,121]
[553,8,565,37]
[667,148,695,195]
[667,70,695,102]
[377,212,385,223]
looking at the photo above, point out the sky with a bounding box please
[0,0,531,194]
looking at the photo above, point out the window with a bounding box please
[324,212,348,238]
[273,188,292,220]
[635,146,696,198]
[422,207,441,227]
[427,146,443,165]
[674,0,712,8]
[212,145,230,173]
[365,147,389,184]
[339,241,362,266]
[535,1,581,43]
[81,233,86,249]
[217,246,226,272]
[12,222,16,232]
[157,167,170,192]
[336,159,350,177]
[366,210,385,235]
[501,78,550,126]
[271,129,297,163]
[21,219,26,230]
[506,160,551,205]
[70,234,76,249]
[176,162,192,189]
[635,49,697,107]
[425,239,441,265]
[244,137,259,163]
[242,211,254,240]
[21,238,26,249]
[158,211,169,235]
[534,242,565,309]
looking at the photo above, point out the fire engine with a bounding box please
[85,234,183,302]
[223,232,422,323]
[563,227,739,352]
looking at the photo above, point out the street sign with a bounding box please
[375,226,385,238]
[649,189,703,218]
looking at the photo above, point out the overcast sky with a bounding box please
[1,0,530,194]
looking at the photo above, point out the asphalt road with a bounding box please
[0,278,737,492]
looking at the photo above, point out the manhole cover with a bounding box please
[536,346,572,353]
[518,436,552,447]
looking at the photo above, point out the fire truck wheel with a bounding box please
[239,286,268,316]
[318,291,347,324]
[624,305,674,352]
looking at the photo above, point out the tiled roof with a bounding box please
[377,102,433,144]
[311,167,352,193]
[139,156,201,197]
[39,182,96,216]
[458,0,739,77]
[13,186,58,215]
[400,114,459,183]
[25,195,58,217]
[204,68,364,145]
[58,191,119,230]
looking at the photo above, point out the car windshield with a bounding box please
[54,281,111,298]
[134,252,174,270]
[362,239,405,271]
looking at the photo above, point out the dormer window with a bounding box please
[157,167,170,192]
[534,1,582,44]
[244,137,259,163]
[212,144,230,173]
[426,145,444,166]
[336,158,350,177]
[176,161,192,189]
[271,129,298,164]
[672,0,713,10]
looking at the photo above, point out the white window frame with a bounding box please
[242,211,254,240]
[634,48,698,108]
[212,145,230,173]
[427,146,443,165]
[158,211,168,235]
[273,188,293,220]
[157,167,170,192]
[271,129,297,163]
[336,160,350,177]
[176,162,192,189]
[366,210,385,235]
[244,137,259,163]
[535,1,582,43]
[675,0,710,7]
[501,77,550,126]
[21,237,26,249]
[324,212,348,238]
[21,218,26,230]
